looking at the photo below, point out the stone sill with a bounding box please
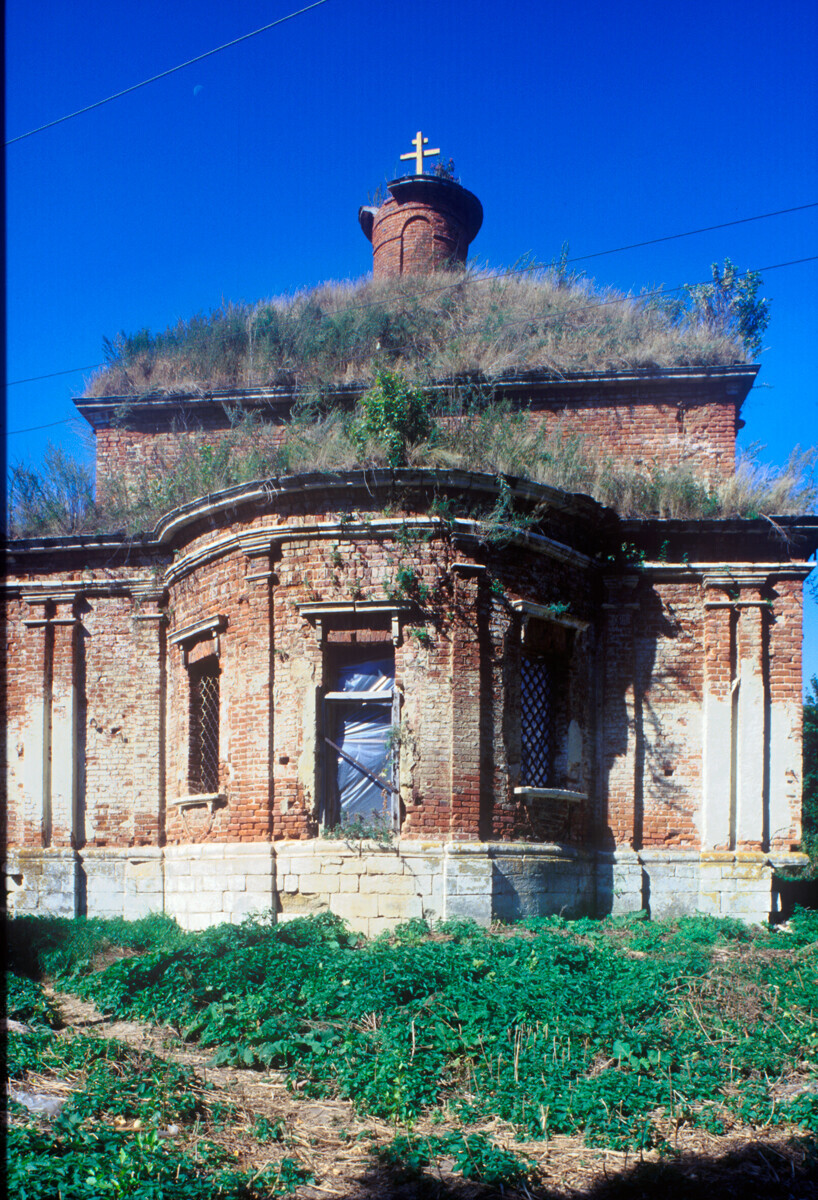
[514,787,586,805]
[172,794,227,815]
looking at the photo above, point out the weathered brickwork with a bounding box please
[81,362,756,517]
[370,198,467,277]
[359,175,483,279]
[631,580,705,849]
[3,468,813,924]
[5,160,808,925]
[93,422,292,504]
[523,395,738,478]
[90,380,745,501]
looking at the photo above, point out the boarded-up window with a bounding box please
[189,657,220,793]
[323,644,397,829]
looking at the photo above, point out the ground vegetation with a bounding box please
[5,911,818,1198]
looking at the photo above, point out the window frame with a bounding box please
[188,654,221,796]
[511,600,589,806]
[169,615,227,804]
[519,647,557,790]
[321,642,401,832]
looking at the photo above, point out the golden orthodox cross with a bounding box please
[400,130,440,175]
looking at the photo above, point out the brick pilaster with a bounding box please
[21,604,51,846]
[130,594,167,845]
[450,572,483,839]
[702,584,735,849]
[735,586,767,849]
[600,577,639,847]
[49,600,78,847]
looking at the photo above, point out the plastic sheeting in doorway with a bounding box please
[330,653,394,822]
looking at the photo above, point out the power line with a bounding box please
[564,203,818,264]
[260,249,818,323]
[6,0,333,145]
[755,254,818,272]
[3,191,814,387]
[476,255,818,336]
[278,207,818,320]
[6,365,104,387]
[4,418,76,437]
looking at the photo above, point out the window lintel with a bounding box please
[170,615,227,663]
[511,599,589,633]
[298,600,410,645]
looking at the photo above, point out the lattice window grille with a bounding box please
[520,653,554,787]
[190,667,220,793]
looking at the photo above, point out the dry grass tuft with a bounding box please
[9,405,816,539]
[85,267,749,398]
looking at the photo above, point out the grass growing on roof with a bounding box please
[8,394,817,538]
[86,264,753,399]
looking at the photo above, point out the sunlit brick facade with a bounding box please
[5,168,816,930]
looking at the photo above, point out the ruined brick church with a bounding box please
[5,136,816,930]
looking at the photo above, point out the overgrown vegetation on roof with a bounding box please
[86,262,762,398]
[8,388,816,540]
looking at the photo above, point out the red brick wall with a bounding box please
[3,577,169,852]
[371,196,468,277]
[3,480,805,866]
[129,491,604,847]
[601,577,706,849]
[522,396,736,478]
[94,424,290,506]
[83,594,153,847]
[166,553,274,844]
[92,390,738,502]
[768,578,804,851]
[769,579,803,710]
[3,596,28,847]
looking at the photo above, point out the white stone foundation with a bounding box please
[5,848,81,918]
[163,844,276,931]
[5,842,810,930]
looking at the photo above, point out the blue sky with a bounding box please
[5,0,818,674]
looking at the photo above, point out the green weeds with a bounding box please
[11,409,815,539]
[8,910,817,1153]
[377,1130,535,1186]
[7,911,186,981]
[6,970,311,1198]
[354,369,434,466]
[7,1118,310,1200]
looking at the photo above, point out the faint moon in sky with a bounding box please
[193,85,204,96]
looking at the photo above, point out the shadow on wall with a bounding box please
[771,874,818,923]
[76,597,90,858]
[489,857,595,922]
[598,583,688,917]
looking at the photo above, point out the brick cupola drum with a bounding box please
[359,174,483,278]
